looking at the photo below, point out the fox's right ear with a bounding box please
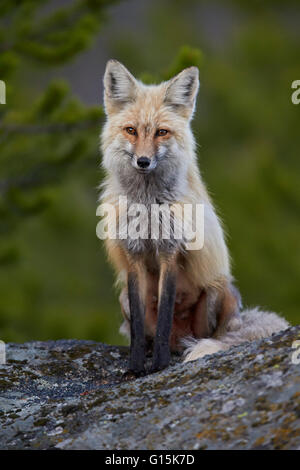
[103,60,137,115]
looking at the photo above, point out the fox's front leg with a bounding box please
[151,256,177,372]
[127,263,147,376]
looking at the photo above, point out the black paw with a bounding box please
[149,361,169,374]
[150,347,170,373]
[122,368,146,381]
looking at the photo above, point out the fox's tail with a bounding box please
[182,307,289,363]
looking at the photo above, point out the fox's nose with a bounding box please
[137,156,151,169]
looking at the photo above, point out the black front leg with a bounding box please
[127,272,146,376]
[151,270,176,372]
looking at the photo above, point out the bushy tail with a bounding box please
[183,307,289,363]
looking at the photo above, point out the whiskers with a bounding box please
[123,150,134,159]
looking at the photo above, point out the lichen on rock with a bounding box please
[0,327,300,450]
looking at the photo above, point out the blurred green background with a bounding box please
[0,0,299,345]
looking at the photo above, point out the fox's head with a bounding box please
[101,60,199,182]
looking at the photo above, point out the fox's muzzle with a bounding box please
[132,155,157,173]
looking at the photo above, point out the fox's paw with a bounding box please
[122,368,146,381]
[183,338,226,363]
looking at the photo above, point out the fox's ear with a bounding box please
[164,67,199,118]
[103,60,137,115]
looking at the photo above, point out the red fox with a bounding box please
[100,60,288,375]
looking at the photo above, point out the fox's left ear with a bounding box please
[103,60,138,115]
[164,67,199,119]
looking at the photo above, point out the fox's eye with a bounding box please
[125,127,137,136]
[156,129,168,137]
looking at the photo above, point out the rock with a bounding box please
[0,326,300,450]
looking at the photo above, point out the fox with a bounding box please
[100,59,288,376]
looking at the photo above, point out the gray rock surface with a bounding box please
[0,326,300,450]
